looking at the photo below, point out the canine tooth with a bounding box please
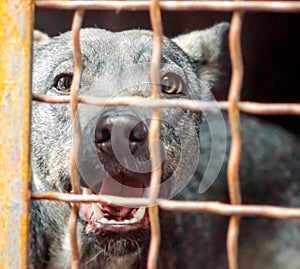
[129,218,138,224]
[82,187,93,195]
[92,203,104,219]
[100,218,109,224]
[133,207,146,221]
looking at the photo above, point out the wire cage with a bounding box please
[1,1,300,269]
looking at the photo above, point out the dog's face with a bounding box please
[32,24,229,268]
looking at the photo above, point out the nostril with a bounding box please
[95,127,111,144]
[129,122,148,143]
[95,127,112,153]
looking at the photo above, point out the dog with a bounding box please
[30,23,300,268]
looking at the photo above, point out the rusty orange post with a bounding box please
[0,0,34,268]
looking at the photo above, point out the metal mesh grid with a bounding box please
[28,1,300,269]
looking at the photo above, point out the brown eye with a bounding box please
[161,72,184,94]
[53,74,73,93]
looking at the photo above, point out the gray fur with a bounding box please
[30,23,300,269]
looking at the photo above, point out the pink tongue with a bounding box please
[100,177,144,198]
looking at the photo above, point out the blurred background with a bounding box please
[34,8,300,134]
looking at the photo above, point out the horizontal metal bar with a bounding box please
[31,192,300,219]
[35,1,300,12]
[32,94,300,115]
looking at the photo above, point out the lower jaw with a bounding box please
[81,225,150,255]
[79,233,150,269]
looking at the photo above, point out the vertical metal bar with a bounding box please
[226,7,244,269]
[0,0,33,268]
[148,0,163,268]
[69,8,85,269]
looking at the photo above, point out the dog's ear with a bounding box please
[172,22,230,97]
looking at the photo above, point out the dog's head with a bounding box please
[32,23,229,267]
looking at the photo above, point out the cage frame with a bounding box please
[1,1,300,269]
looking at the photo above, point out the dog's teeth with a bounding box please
[82,187,93,195]
[98,218,139,225]
[133,207,146,221]
[93,207,146,225]
[92,203,104,219]
[100,218,113,224]
[100,218,109,224]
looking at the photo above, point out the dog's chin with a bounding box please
[78,225,150,269]
[82,224,150,255]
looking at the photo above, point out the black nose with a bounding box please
[95,115,148,155]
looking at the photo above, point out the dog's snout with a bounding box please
[95,115,148,154]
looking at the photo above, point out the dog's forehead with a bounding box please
[47,28,185,66]
[80,29,184,65]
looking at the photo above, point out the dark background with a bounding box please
[35,8,300,134]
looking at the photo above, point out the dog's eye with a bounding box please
[53,74,73,93]
[160,72,184,95]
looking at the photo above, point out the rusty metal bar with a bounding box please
[0,0,33,268]
[35,1,300,13]
[147,0,163,268]
[238,102,300,115]
[69,8,85,269]
[33,94,300,116]
[227,7,244,269]
[31,192,300,219]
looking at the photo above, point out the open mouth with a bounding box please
[79,187,150,233]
